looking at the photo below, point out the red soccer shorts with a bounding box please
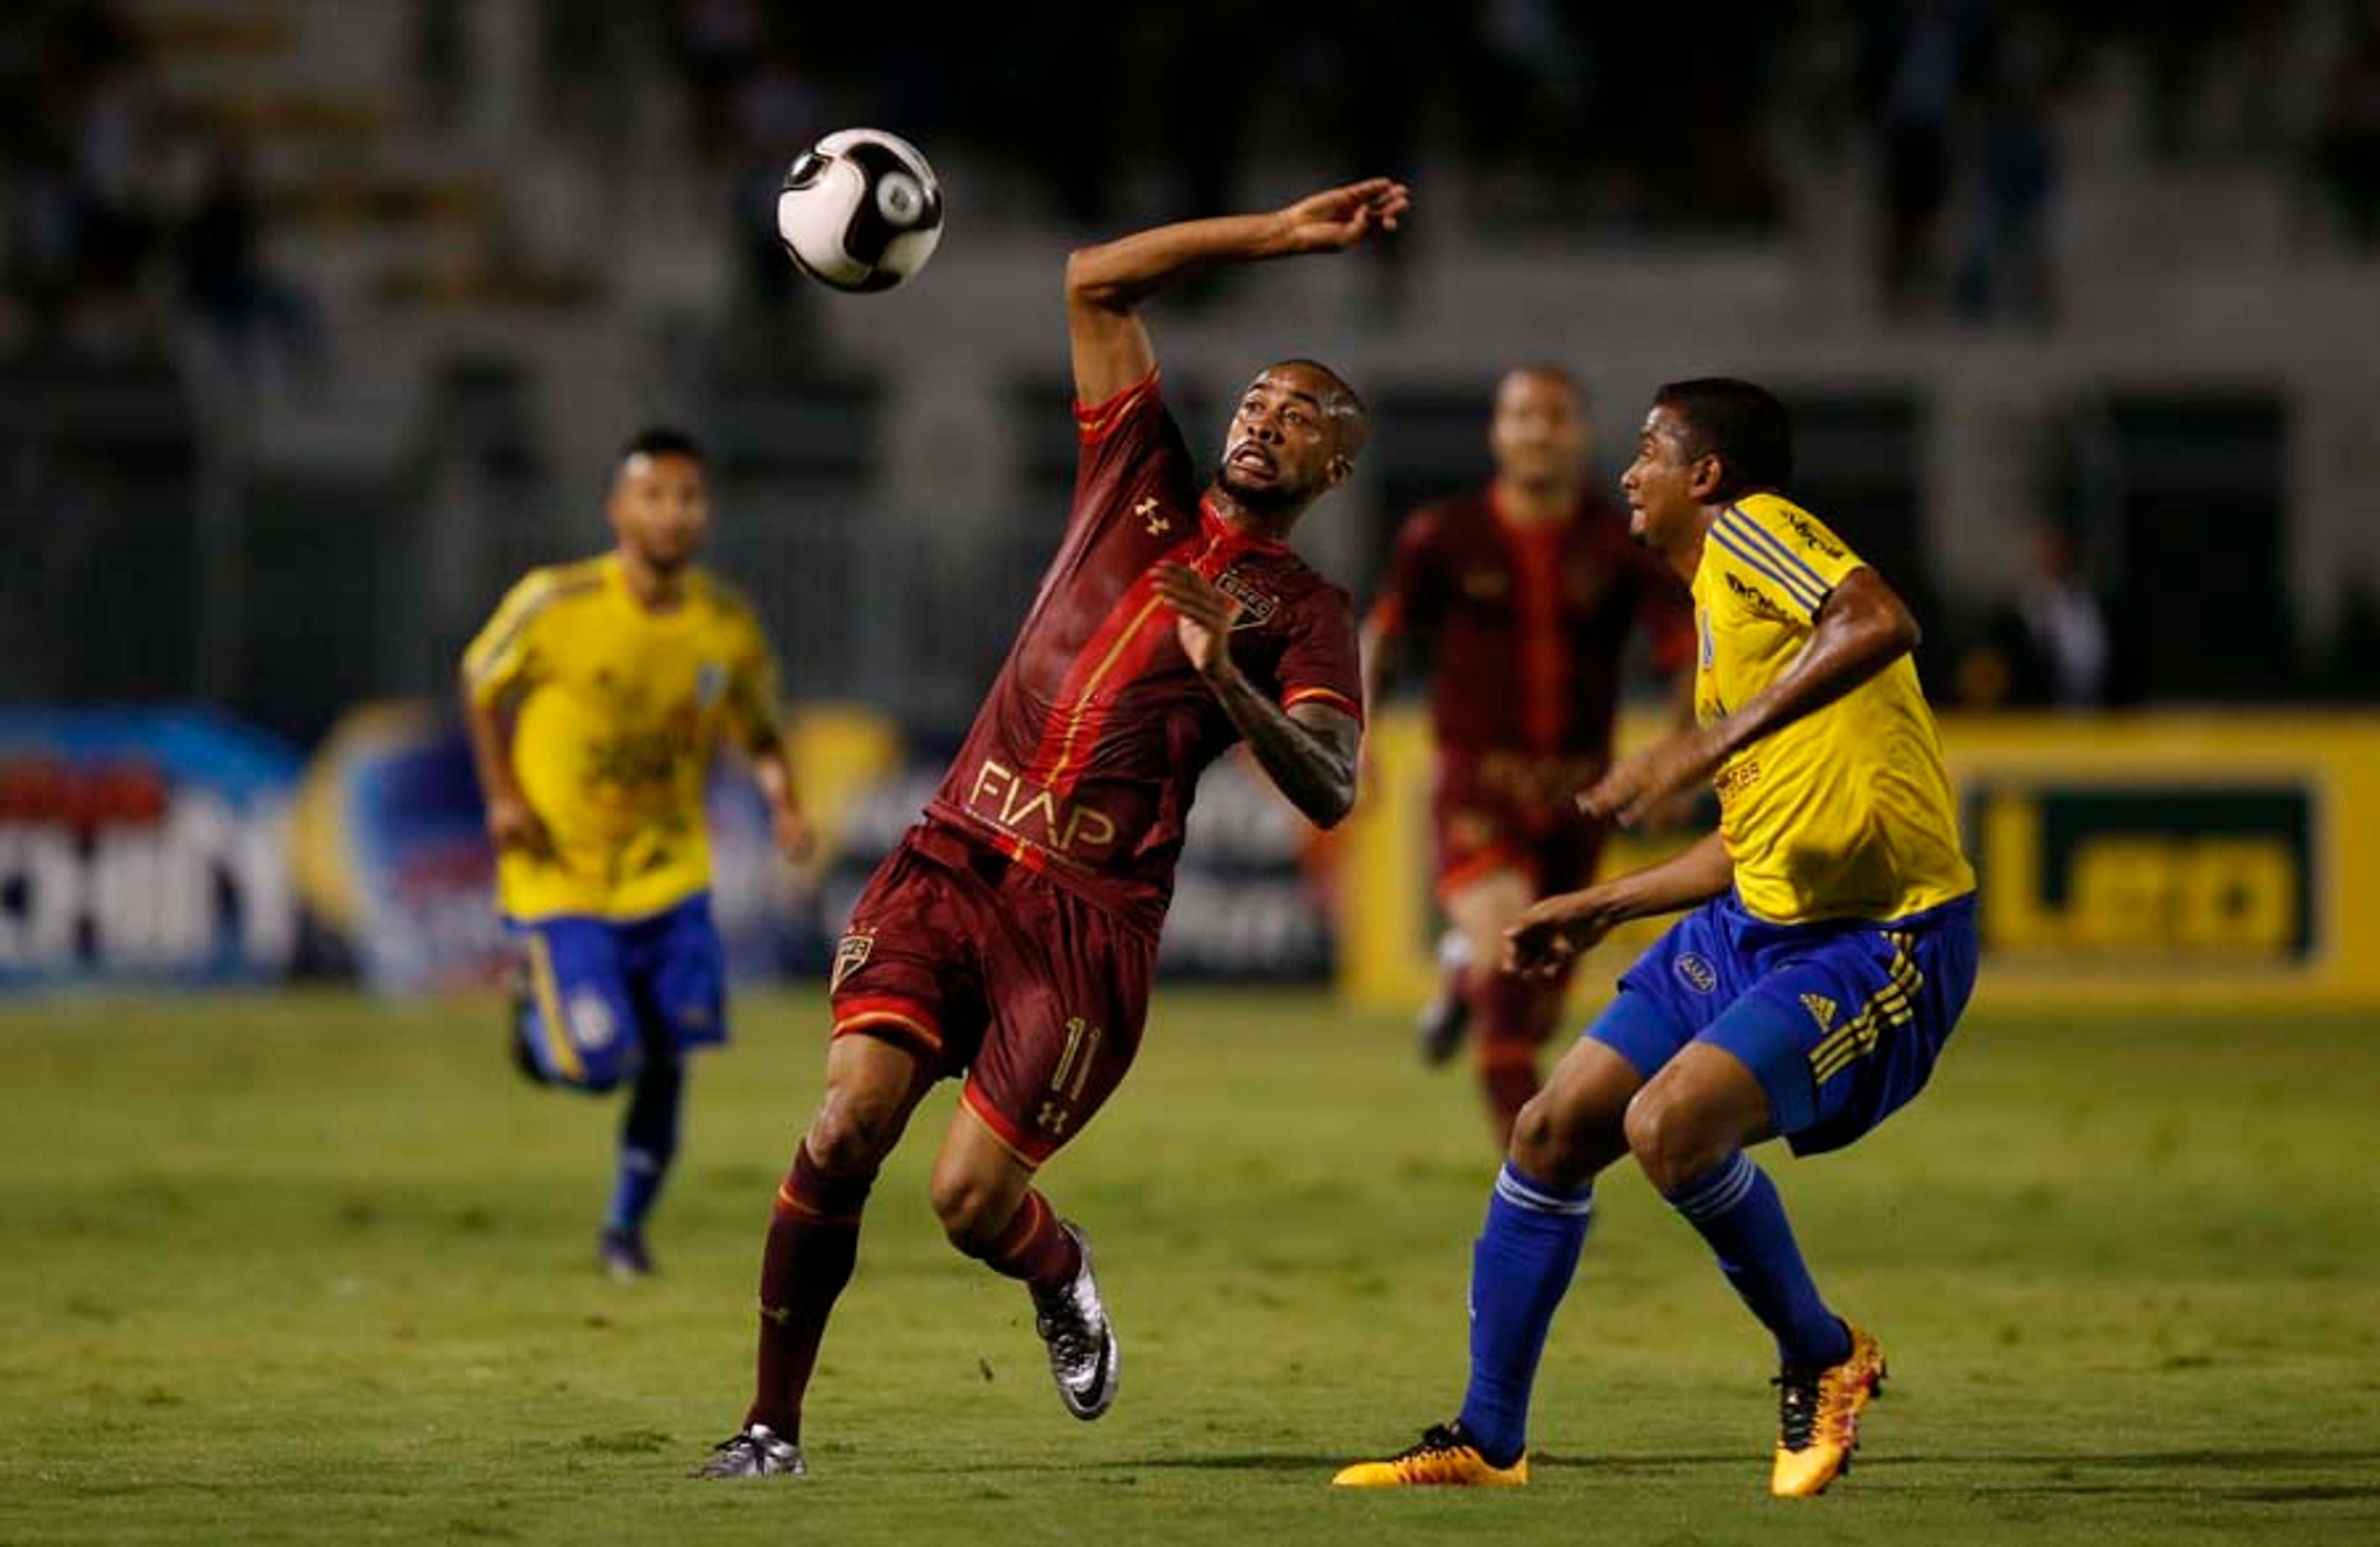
[826,820,1155,1168]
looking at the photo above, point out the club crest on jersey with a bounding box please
[1214,566,1279,632]
[1674,953,1719,994]
[831,930,875,992]
[695,661,726,707]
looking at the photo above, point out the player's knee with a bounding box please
[805,1086,900,1177]
[928,1170,1009,1254]
[1623,1085,1729,1195]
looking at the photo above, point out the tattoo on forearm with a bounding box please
[1208,665,1355,826]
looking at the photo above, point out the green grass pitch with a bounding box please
[4,989,2378,1545]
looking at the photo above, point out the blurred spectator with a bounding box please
[2311,9,2380,245]
[1864,0,1981,318]
[1957,521,2121,710]
[1955,26,2061,325]
[172,139,325,381]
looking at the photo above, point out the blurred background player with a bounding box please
[1337,378,1977,1497]
[460,428,813,1280]
[696,178,1406,1480]
[1363,365,1695,1144]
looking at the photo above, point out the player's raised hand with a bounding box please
[1505,888,1623,979]
[1579,725,1728,829]
[1155,562,1241,678]
[1271,178,1411,254]
[770,801,816,865]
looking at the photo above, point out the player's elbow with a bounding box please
[1064,247,1127,312]
[1305,780,1357,831]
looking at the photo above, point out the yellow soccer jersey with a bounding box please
[462,555,782,922]
[1693,493,1975,925]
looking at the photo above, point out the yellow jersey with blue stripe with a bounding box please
[1693,493,1974,925]
[462,555,782,922]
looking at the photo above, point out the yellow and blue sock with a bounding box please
[1455,1161,1594,1468]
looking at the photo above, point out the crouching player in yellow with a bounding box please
[1337,379,1978,1497]
[461,427,811,1279]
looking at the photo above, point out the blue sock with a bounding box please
[1455,1162,1594,1468]
[605,1054,684,1233]
[1664,1151,1851,1368]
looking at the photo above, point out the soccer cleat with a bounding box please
[1416,932,1473,1066]
[1770,1323,1887,1497]
[1029,1222,1119,1421]
[690,1424,805,1478]
[1414,989,1471,1067]
[1333,1422,1528,1488]
[597,1225,654,1281]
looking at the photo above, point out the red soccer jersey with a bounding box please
[924,372,1363,938]
[1370,485,1694,758]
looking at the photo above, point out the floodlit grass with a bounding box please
[5,988,2378,1545]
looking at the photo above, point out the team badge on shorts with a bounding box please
[831,929,875,992]
[1674,953,1719,994]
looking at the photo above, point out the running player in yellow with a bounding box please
[461,426,812,1280]
[1336,378,1977,1497]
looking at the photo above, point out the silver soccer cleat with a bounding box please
[1029,1222,1120,1421]
[690,1423,806,1478]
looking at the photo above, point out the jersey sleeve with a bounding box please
[722,597,786,752]
[1279,584,1365,724]
[461,571,560,706]
[1366,506,1447,640]
[1707,499,1867,624]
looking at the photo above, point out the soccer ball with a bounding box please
[776,128,944,294]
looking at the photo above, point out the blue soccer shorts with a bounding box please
[1586,891,1979,1155]
[506,893,728,1091]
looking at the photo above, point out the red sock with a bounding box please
[971,1187,1080,1289]
[746,1144,875,1440]
[1476,974,1545,1145]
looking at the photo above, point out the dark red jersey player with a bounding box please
[1364,366,1696,1146]
[698,176,1411,1480]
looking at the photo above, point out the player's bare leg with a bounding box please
[932,1106,1118,1419]
[1338,1037,1639,1486]
[1626,1041,1877,1497]
[698,1033,936,1478]
[1444,866,1543,1142]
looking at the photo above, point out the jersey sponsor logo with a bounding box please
[1778,509,1846,560]
[830,928,875,992]
[1214,565,1279,632]
[1674,952,1719,994]
[1713,757,1762,806]
[1800,992,1838,1031]
[1723,570,1795,623]
[966,759,1121,857]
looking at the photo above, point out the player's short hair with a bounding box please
[1500,363,1585,408]
[619,425,707,467]
[1269,358,1370,462]
[1652,377,1791,497]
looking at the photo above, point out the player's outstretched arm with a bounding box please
[1580,568,1921,828]
[1064,178,1410,406]
[1505,831,1733,978]
[1155,562,1359,829]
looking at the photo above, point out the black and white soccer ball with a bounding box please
[776,128,944,294]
